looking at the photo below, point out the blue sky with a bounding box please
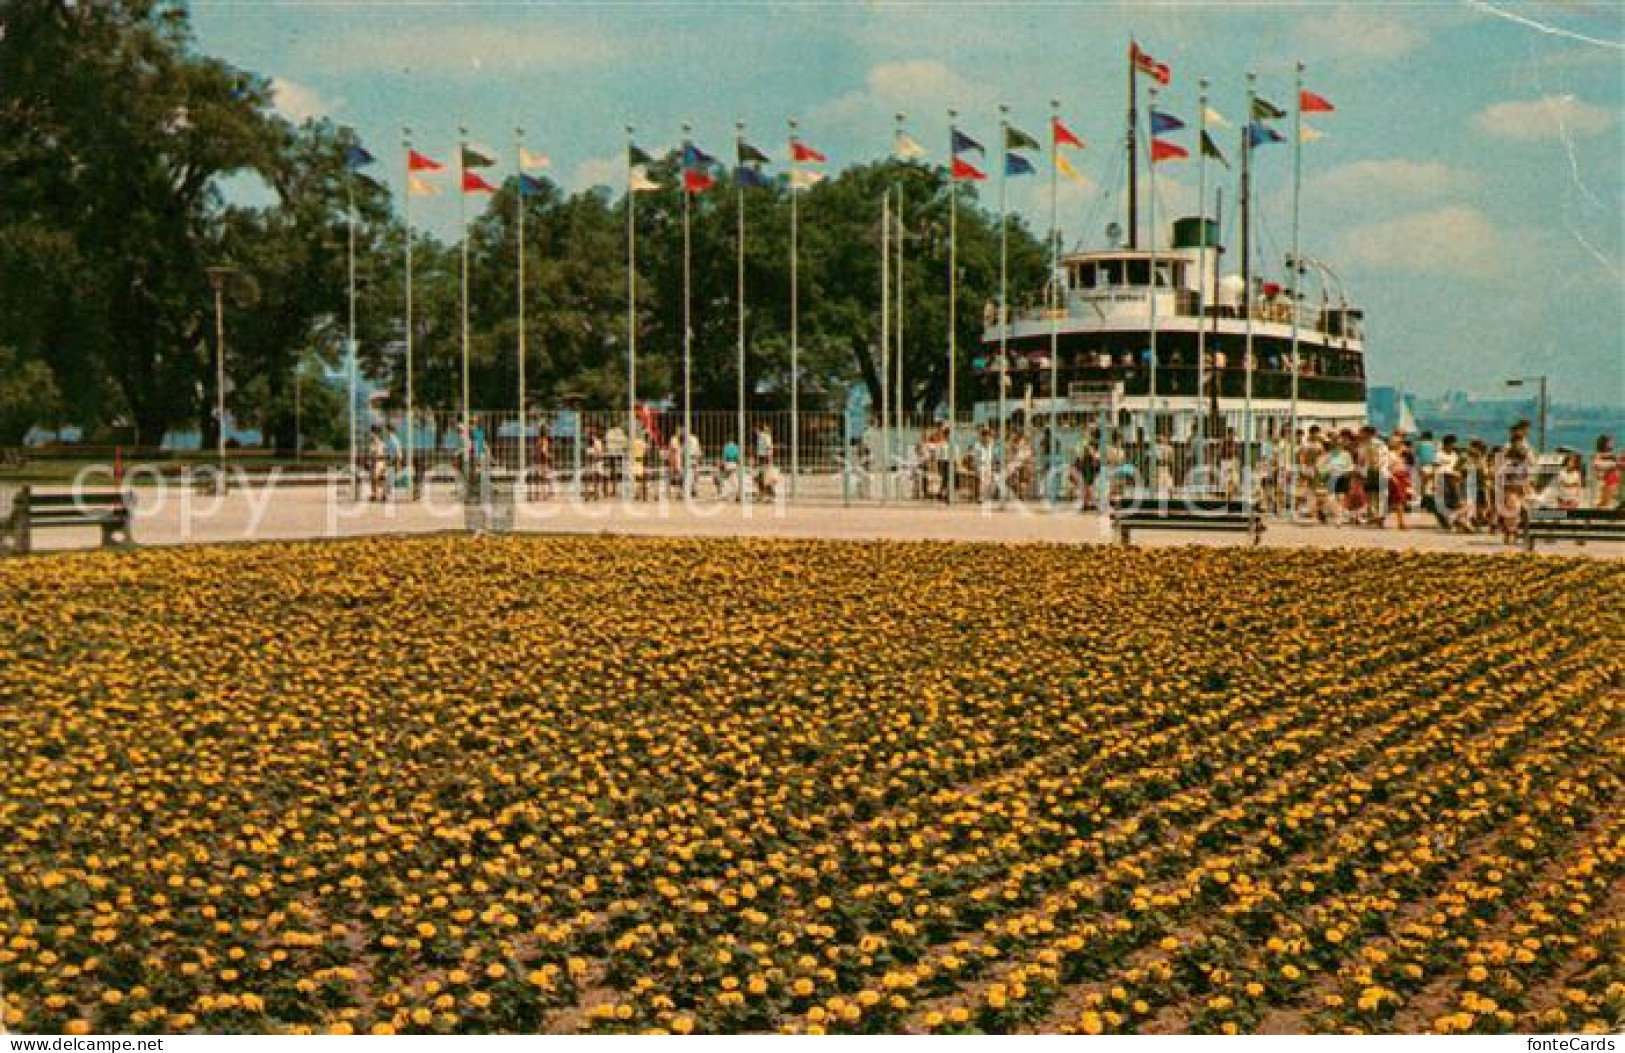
[192,1,1624,408]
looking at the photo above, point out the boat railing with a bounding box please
[1005,296,1356,338]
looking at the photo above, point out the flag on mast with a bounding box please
[1052,117,1085,149]
[408,149,443,172]
[462,144,496,168]
[893,132,927,159]
[408,173,443,196]
[519,147,551,170]
[1056,152,1088,183]
[951,156,988,181]
[1130,40,1172,84]
[1200,130,1230,167]
[462,170,497,193]
[791,139,827,163]
[1299,89,1336,113]
[1150,139,1188,162]
[951,127,985,156]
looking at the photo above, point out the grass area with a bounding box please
[1,536,1620,1034]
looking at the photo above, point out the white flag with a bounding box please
[408,174,443,197]
[1204,106,1230,129]
[893,133,927,160]
[1299,124,1326,143]
[520,147,551,171]
[788,168,826,189]
[629,165,660,192]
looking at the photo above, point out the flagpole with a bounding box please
[516,126,528,491]
[1195,82,1210,476]
[997,102,1010,502]
[1146,99,1161,472]
[1242,74,1257,501]
[947,108,959,507]
[1289,60,1305,517]
[1048,99,1062,503]
[403,127,415,496]
[735,119,748,506]
[788,118,801,501]
[1127,39,1139,250]
[347,158,358,486]
[458,126,471,439]
[880,185,891,503]
[626,124,638,505]
[681,123,693,496]
[894,113,906,485]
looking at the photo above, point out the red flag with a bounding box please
[1150,139,1188,162]
[683,168,716,193]
[462,170,495,193]
[1052,118,1085,150]
[1130,41,1171,85]
[790,139,826,163]
[1299,90,1335,114]
[951,156,987,182]
[636,404,662,447]
[408,149,443,172]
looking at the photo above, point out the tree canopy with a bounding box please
[0,0,1044,448]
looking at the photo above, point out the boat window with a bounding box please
[1074,265,1095,290]
[1125,259,1150,286]
[1153,262,1174,288]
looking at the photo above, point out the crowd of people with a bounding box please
[361,415,1620,546]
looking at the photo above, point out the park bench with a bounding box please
[188,464,355,494]
[1,486,134,556]
[1111,497,1265,547]
[1524,506,1625,551]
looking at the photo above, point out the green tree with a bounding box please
[0,0,278,445]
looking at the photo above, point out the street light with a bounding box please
[205,265,238,469]
[1505,375,1548,452]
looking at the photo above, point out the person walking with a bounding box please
[1591,435,1619,509]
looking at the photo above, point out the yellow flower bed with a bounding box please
[0,536,1619,1035]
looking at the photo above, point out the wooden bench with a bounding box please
[1,486,134,556]
[1111,498,1265,547]
[188,465,353,493]
[1524,506,1625,551]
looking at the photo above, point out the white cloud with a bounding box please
[1294,8,1425,62]
[1306,159,1475,210]
[1471,94,1614,140]
[301,25,619,75]
[811,60,991,133]
[572,156,622,193]
[270,77,337,123]
[1336,205,1507,278]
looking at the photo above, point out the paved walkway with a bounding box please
[15,485,1620,558]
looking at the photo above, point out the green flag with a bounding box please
[461,145,496,168]
[1004,125,1040,151]
[1251,97,1287,121]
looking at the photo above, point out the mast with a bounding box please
[1047,98,1062,500]
[516,125,527,489]
[946,108,959,506]
[788,118,800,500]
[403,126,415,495]
[880,186,891,501]
[1147,86,1160,460]
[997,102,1009,497]
[1289,60,1305,513]
[735,118,747,505]
[1242,73,1257,496]
[1195,81,1209,468]
[625,124,638,505]
[1126,41,1139,249]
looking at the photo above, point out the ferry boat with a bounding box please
[977,55,1368,445]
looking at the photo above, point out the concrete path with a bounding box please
[14,484,1619,558]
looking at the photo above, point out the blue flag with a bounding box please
[1004,152,1036,177]
[1149,109,1184,135]
[345,145,376,170]
[518,173,548,197]
[735,165,773,188]
[682,142,716,168]
[1246,122,1285,148]
[951,127,984,156]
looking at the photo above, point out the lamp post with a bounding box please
[1505,375,1548,452]
[205,265,237,469]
